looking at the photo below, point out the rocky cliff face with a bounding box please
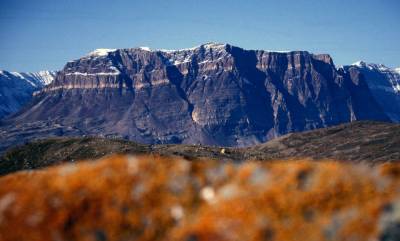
[0,70,56,119]
[0,43,396,150]
[343,61,400,122]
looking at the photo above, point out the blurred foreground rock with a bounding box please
[0,155,400,241]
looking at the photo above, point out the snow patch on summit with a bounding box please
[0,69,56,118]
[352,61,367,68]
[351,61,400,94]
[136,43,227,53]
[1,70,56,87]
[352,61,389,71]
[28,71,56,85]
[138,47,151,51]
[87,49,116,57]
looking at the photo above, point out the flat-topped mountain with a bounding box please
[0,43,399,151]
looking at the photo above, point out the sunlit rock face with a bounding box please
[0,155,399,241]
[0,43,393,150]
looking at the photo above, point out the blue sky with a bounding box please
[0,0,399,72]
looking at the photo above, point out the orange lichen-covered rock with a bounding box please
[0,155,399,241]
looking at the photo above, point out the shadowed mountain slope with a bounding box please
[0,70,56,119]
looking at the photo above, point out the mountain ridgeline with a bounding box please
[1,43,399,151]
[0,70,56,119]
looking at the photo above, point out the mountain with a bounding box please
[1,121,398,175]
[0,70,56,119]
[0,43,398,151]
[343,61,400,121]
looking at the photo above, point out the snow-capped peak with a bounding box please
[351,61,391,72]
[29,71,57,86]
[87,48,116,57]
[352,60,367,68]
[350,61,400,94]
[1,70,56,87]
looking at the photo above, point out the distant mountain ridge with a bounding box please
[344,61,400,121]
[0,70,56,119]
[0,43,399,151]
